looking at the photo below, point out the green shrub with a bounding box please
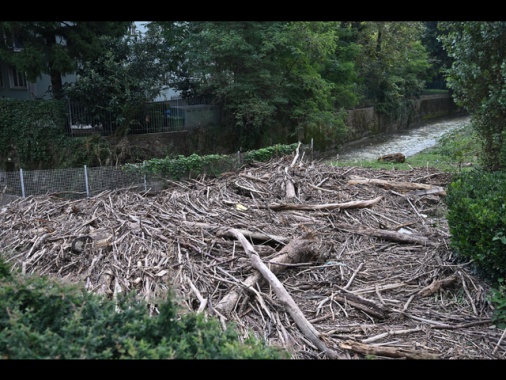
[490,280,506,329]
[124,143,301,181]
[0,257,288,359]
[445,169,506,283]
[0,98,68,169]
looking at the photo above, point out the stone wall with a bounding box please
[344,93,463,143]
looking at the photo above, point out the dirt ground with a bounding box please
[0,148,504,360]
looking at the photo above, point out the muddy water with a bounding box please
[325,114,471,163]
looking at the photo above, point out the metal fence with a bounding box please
[0,144,312,204]
[67,96,220,136]
[0,165,164,201]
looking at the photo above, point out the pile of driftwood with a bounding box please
[0,147,504,359]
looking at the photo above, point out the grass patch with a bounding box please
[330,121,480,172]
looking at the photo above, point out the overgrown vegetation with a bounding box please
[123,143,301,180]
[445,170,506,283]
[0,98,68,169]
[439,22,506,172]
[0,257,288,359]
[0,98,123,170]
[445,169,506,328]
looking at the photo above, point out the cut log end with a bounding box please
[378,153,406,163]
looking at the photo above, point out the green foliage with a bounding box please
[438,22,506,171]
[421,22,452,91]
[0,22,130,99]
[64,30,171,136]
[0,256,288,359]
[0,98,117,170]
[490,280,506,329]
[124,143,300,181]
[356,22,431,116]
[155,21,365,151]
[242,143,300,162]
[445,170,506,283]
[435,121,481,169]
[0,98,68,169]
[125,153,234,181]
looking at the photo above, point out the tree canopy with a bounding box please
[1,21,440,153]
[439,21,506,171]
[64,25,172,135]
[0,22,131,99]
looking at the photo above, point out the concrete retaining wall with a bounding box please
[344,93,463,143]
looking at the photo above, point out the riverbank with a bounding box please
[319,114,474,170]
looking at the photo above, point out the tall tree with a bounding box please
[421,21,452,90]
[64,25,172,136]
[438,21,506,171]
[154,21,353,151]
[0,22,131,99]
[354,22,431,116]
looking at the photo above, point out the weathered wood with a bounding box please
[377,152,406,163]
[182,221,290,244]
[339,339,440,359]
[215,232,317,316]
[348,175,446,195]
[262,196,383,211]
[334,223,439,247]
[332,291,388,320]
[418,275,458,297]
[0,158,499,360]
[227,228,341,359]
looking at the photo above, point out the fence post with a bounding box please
[84,165,90,198]
[143,161,147,192]
[311,138,314,161]
[19,168,26,198]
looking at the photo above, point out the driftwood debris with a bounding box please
[417,275,458,297]
[339,339,439,360]
[227,228,341,359]
[377,153,406,163]
[0,154,501,360]
[215,232,317,316]
[348,175,446,195]
[334,223,440,247]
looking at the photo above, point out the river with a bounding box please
[321,114,471,163]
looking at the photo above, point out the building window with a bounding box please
[9,66,27,89]
[2,31,23,51]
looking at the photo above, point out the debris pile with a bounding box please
[0,150,503,359]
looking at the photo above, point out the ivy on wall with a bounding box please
[0,99,68,170]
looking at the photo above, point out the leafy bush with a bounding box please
[0,257,288,359]
[436,122,481,169]
[445,169,506,283]
[490,280,506,329]
[124,143,301,181]
[0,98,68,169]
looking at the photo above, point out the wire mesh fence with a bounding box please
[0,142,313,205]
[0,165,164,201]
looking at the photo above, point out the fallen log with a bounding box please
[348,175,446,195]
[377,153,406,163]
[259,196,383,211]
[334,223,439,247]
[418,275,458,297]
[339,339,439,360]
[333,291,388,320]
[215,232,317,316]
[183,221,289,244]
[226,228,341,359]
